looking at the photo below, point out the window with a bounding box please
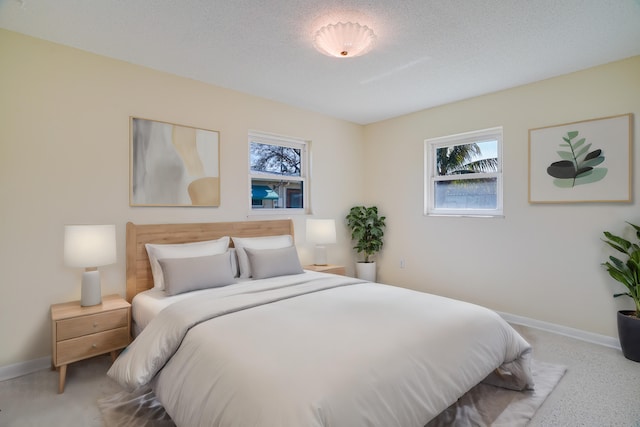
[424,127,503,217]
[249,131,309,212]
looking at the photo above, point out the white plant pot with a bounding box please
[355,262,376,282]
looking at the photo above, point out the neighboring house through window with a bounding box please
[424,127,503,217]
[249,131,309,213]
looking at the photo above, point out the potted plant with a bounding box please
[346,206,386,281]
[602,221,640,362]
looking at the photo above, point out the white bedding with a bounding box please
[131,271,315,335]
[132,288,190,336]
[111,272,533,427]
[131,283,249,335]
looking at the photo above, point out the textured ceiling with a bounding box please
[1,0,639,124]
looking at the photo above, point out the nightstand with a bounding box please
[304,264,346,276]
[51,294,131,393]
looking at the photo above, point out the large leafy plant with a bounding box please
[602,222,640,317]
[345,206,386,263]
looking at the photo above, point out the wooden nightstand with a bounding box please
[304,264,346,276]
[51,294,131,393]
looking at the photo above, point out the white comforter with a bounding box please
[109,273,533,427]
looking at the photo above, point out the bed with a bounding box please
[109,219,534,427]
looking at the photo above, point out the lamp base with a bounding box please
[81,270,102,307]
[313,245,328,266]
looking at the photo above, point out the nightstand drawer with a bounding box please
[56,308,128,341]
[56,326,129,365]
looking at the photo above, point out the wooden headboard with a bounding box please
[125,219,295,302]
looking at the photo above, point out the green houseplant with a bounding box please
[602,221,640,362]
[346,206,386,281]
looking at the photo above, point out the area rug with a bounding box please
[99,359,566,427]
[426,360,567,426]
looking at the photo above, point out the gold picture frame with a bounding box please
[528,113,632,203]
[130,117,220,207]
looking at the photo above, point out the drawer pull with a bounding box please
[93,323,98,328]
[92,344,97,349]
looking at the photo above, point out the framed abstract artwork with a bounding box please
[528,113,632,203]
[130,117,220,206]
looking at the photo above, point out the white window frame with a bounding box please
[248,130,310,214]
[424,127,503,217]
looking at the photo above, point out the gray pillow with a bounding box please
[158,251,236,296]
[231,235,294,279]
[244,245,304,279]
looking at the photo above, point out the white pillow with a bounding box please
[244,246,304,279]
[229,248,239,278]
[231,235,293,278]
[145,236,230,290]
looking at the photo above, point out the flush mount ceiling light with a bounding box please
[313,22,376,58]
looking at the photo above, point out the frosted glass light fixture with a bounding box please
[64,225,116,306]
[306,219,337,265]
[313,22,376,58]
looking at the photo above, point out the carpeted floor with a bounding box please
[2,324,640,426]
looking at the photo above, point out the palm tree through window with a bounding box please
[425,127,503,217]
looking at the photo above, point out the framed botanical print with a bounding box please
[528,114,632,203]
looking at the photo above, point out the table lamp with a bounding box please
[306,219,336,266]
[64,224,116,306]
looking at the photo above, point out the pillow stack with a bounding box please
[145,237,234,295]
[145,234,304,296]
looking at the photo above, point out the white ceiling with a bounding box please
[2,0,639,124]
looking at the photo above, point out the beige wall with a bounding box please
[363,56,640,338]
[0,30,366,367]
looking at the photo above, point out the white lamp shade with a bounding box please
[64,225,116,268]
[306,219,337,244]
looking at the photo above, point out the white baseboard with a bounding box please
[498,311,621,350]
[0,355,51,382]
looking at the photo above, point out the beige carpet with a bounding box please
[98,359,565,427]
